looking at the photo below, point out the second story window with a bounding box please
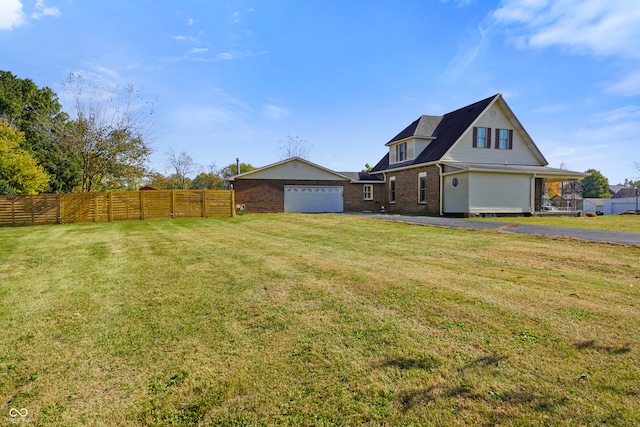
[395,142,407,162]
[473,127,491,149]
[496,128,513,150]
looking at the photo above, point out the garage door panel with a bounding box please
[284,186,343,213]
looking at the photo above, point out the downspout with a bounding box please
[531,173,536,214]
[437,163,444,216]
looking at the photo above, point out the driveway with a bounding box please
[348,213,640,246]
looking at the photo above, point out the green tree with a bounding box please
[191,166,224,190]
[362,163,373,173]
[0,119,49,194]
[220,161,255,180]
[580,169,611,198]
[61,74,153,192]
[0,70,81,192]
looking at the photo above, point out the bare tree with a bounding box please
[166,148,196,189]
[61,73,154,192]
[279,135,311,160]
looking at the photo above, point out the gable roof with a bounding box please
[230,157,383,183]
[372,94,501,172]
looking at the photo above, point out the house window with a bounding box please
[473,127,491,149]
[363,184,373,200]
[418,172,427,204]
[396,142,407,162]
[496,128,513,150]
[389,177,396,203]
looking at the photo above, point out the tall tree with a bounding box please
[0,119,49,194]
[191,163,224,190]
[0,70,81,192]
[220,161,255,180]
[165,148,196,189]
[61,73,153,192]
[279,135,311,160]
[580,169,611,198]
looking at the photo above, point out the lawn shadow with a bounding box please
[380,355,441,372]
[574,340,631,354]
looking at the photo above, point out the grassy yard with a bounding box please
[466,214,640,233]
[1,214,639,426]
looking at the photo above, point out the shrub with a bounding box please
[586,211,597,217]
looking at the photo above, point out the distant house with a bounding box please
[232,94,587,216]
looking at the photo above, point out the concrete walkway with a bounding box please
[348,213,640,246]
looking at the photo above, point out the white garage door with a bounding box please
[284,186,343,213]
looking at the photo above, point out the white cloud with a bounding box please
[604,70,640,96]
[188,47,208,55]
[0,0,25,30]
[263,104,289,120]
[443,25,488,79]
[32,0,60,20]
[492,0,640,59]
[538,105,640,181]
[214,50,252,61]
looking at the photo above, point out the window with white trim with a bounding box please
[396,142,407,162]
[418,172,427,204]
[363,184,373,200]
[389,176,396,203]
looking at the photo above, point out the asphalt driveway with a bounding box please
[348,213,640,246]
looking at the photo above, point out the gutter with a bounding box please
[437,162,444,216]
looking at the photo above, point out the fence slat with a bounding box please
[0,190,234,227]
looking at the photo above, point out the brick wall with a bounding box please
[233,179,386,213]
[385,165,440,215]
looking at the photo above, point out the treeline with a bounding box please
[0,70,252,195]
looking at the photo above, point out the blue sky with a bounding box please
[1,0,640,184]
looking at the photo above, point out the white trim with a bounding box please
[363,184,373,200]
[389,176,396,204]
[418,172,427,204]
[231,157,352,181]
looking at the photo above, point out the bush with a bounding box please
[586,211,597,217]
[0,179,17,195]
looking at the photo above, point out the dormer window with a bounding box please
[396,142,407,162]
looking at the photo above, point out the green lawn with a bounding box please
[466,214,640,233]
[1,215,639,426]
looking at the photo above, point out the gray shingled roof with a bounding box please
[371,94,499,172]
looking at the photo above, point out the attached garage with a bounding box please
[284,186,343,213]
[231,157,384,214]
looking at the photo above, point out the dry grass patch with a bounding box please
[1,214,639,426]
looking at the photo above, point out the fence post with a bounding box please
[108,191,113,222]
[140,190,145,220]
[171,190,176,218]
[230,190,235,217]
[202,190,207,218]
[57,193,61,224]
[93,193,97,222]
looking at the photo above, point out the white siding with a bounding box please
[442,102,542,166]
[468,173,532,214]
[443,174,469,213]
[407,140,415,160]
[240,160,346,180]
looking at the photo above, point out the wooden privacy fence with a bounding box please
[0,190,235,226]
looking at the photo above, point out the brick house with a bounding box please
[232,94,587,215]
